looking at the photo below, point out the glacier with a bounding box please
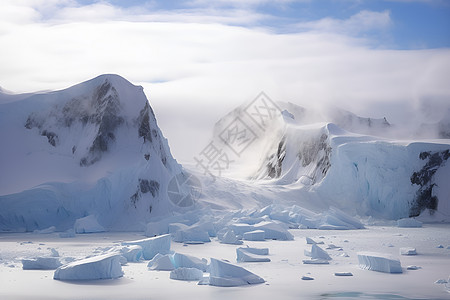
[0,74,449,236]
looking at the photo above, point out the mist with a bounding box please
[0,1,449,163]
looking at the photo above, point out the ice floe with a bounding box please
[243,230,265,241]
[306,237,324,245]
[208,258,265,287]
[22,257,62,270]
[304,244,332,261]
[54,253,123,280]
[122,234,171,260]
[357,252,402,273]
[172,224,211,244]
[399,247,417,256]
[172,253,208,272]
[170,267,203,281]
[219,229,243,245]
[117,245,143,262]
[147,253,175,271]
[236,247,270,262]
[334,272,353,276]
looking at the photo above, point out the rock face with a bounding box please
[0,74,181,232]
[410,150,450,217]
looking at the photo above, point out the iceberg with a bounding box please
[302,259,330,264]
[172,225,211,244]
[243,230,265,241]
[147,253,175,271]
[22,257,62,270]
[54,253,123,280]
[397,218,422,228]
[74,215,105,234]
[308,244,332,260]
[118,245,143,262]
[306,237,324,245]
[253,221,294,240]
[318,207,365,230]
[236,247,270,262]
[208,258,265,287]
[169,267,203,281]
[172,253,208,272]
[334,272,353,276]
[357,252,403,273]
[219,229,243,245]
[399,247,417,256]
[122,234,171,260]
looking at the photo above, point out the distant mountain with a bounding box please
[0,74,183,231]
[207,94,450,221]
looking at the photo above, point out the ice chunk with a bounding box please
[302,259,329,264]
[173,225,211,244]
[119,245,143,262]
[173,253,208,272]
[435,279,448,284]
[208,258,265,287]
[399,247,417,256]
[357,252,402,273]
[147,253,175,271]
[239,247,269,256]
[219,229,243,245]
[306,244,332,260]
[306,237,324,245]
[397,218,422,228]
[122,234,171,260]
[236,247,270,262]
[54,253,123,280]
[74,215,105,234]
[318,207,365,230]
[301,275,314,280]
[243,230,265,241]
[253,221,294,240]
[406,265,421,270]
[437,245,444,248]
[50,248,60,257]
[228,223,255,236]
[170,267,203,281]
[334,272,353,276]
[22,257,62,270]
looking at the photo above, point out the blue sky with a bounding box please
[83,0,450,49]
[0,0,449,162]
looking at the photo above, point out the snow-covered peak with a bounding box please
[0,75,183,231]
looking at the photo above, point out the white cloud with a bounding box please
[296,10,392,36]
[0,2,449,162]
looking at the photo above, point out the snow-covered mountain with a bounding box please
[206,95,450,221]
[0,74,183,231]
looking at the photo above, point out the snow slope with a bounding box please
[0,74,183,231]
[1,77,449,234]
[205,97,450,221]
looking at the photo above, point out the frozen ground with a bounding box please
[1,225,449,300]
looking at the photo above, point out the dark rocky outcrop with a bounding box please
[410,149,450,217]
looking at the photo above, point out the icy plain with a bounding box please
[0,225,449,299]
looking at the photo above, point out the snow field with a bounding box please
[0,225,449,299]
